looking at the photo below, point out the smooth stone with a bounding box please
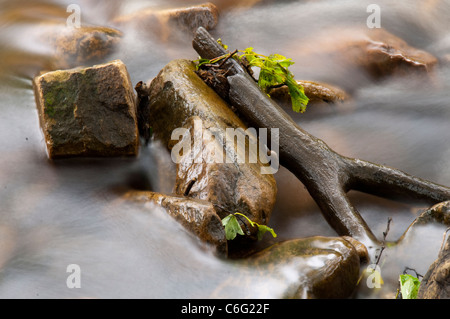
[144,59,277,240]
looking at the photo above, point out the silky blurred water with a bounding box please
[0,0,449,298]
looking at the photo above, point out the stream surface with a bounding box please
[0,0,449,298]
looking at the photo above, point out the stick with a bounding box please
[192,27,450,251]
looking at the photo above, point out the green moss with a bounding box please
[42,72,78,119]
[43,91,56,117]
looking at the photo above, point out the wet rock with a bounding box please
[212,236,362,298]
[49,25,122,69]
[33,59,139,159]
[113,3,218,41]
[402,201,450,234]
[292,28,438,88]
[418,233,450,299]
[125,190,227,256]
[145,59,277,239]
[342,235,369,264]
[417,201,450,299]
[162,2,219,34]
[361,29,438,77]
[268,80,350,106]
[251,236,362,299]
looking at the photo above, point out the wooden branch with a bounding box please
[192,27,450,249]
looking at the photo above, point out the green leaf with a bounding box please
[201,42,309,113]
[222,214,244,240]
[258,69,281,92]
[270,54,294,68]
[285,76,309,113]
[399,274,421,299]
[234,212,277,241]
[256,224,277,241]
[217,38,228,50]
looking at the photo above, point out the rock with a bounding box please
[145,59,277,239]
[417,201,450,299]
[162,2,219,34]
[125,190,227,256]
[33,59,139,159]
[418,231,450,299]
[291,28,438,88]
[401,201,450,236]
[251,236,362,299]
[49,25,122,69]
[212,236,362,298]
[268,80,350,106]
[342,235,369,263]
[361,29,437,77]
[112,3,218,41]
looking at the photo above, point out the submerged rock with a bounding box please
[113,3,219,41]
[417,201,450,299]
[125,190,227,256]
[360,28,438,77]
[33,59,139,159]
[49,25,122,69]
[292,27,438,88]
[212,236,363,298]
[144,59,277,239]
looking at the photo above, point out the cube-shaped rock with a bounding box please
[33,60,139,159]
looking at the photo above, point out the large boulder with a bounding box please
[33,59,139,159]
[249,237,362,298]
[212,236,363,298]
[144,59,277,239]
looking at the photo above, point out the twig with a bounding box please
[202,63,220,68]
[223,67,233,77]
[193,27,450,243]
[375,217,392,266]
[268,83,286,90]
[218,49,238,69]
[403,266,423,279]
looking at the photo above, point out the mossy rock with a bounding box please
[33,60,139,159]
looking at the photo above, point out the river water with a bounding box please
[0,0,449,298]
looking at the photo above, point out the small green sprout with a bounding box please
[194,40,309,113]
[222,212,277,241]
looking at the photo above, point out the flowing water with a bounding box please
[0,0,449,298]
